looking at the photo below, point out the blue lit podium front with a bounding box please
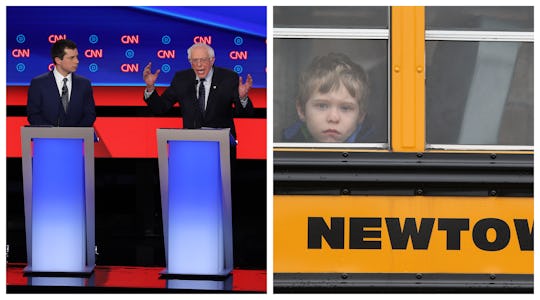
[157,128,233,278]
[20,127,95,276]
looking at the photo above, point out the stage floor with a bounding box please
[6,263,266,293]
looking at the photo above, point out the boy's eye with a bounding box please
[340,105,355,112]
[315,103,329,110]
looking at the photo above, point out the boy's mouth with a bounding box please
[323,129,340,135]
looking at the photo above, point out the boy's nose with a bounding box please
[327,107,340,122]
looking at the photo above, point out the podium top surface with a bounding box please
[21,126,95,140]
[157,128,231,143]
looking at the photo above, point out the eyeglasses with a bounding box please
[189,57,212,64]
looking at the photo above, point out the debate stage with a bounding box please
[6,263,266,293]
[6,157,267,293]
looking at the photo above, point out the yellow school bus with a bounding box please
[273,6,533,292]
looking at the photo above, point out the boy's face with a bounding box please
[297,83,363,143]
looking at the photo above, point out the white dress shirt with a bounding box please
[53,67,72,101]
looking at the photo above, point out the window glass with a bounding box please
[273,38,388,144]
[425,41,533,146]
[426,6,533,32]
[274,6,388,29]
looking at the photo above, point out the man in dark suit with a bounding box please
[143,42,255,267]
[27,39,96,127]
[142,42,254,146]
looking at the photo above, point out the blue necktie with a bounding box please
[198,79,205,113]
[61,78,69,112]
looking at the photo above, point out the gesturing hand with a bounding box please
[143,62,161,89]
[238,74,253,99]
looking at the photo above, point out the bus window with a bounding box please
[273,7,389,148]
[426,6,533,32]
[425,6,533,149]
[274,6,388,29]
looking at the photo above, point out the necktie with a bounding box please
[61,78,69,112]
[198,78,206,113]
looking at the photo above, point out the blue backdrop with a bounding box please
[7,6,267,87]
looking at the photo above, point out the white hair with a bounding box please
[187,43,215,59]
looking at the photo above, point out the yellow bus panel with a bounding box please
[274,195,533,274]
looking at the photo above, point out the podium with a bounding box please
[20,127,95,275]
[157,128,233,278]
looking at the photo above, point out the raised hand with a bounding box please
[143,62,160,89]
[238,74,253,99]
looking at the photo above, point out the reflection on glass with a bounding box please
[426,6,533,32]
[274,6,388,29]
[273,39,388,144]
[426,41,533,146]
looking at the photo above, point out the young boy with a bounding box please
[282,53,375,143]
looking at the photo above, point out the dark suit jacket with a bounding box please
[145,67,254,139]
[27,71,96,127]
